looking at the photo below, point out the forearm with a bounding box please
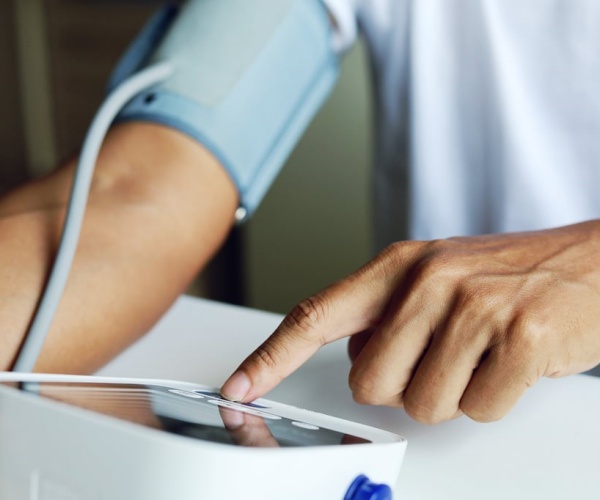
[0,122,237,373]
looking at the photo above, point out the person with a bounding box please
[221,0,600,424]
[2,0,599,427]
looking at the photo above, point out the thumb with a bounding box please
[220,261,398,403]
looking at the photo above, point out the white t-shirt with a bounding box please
[324,0,600,248]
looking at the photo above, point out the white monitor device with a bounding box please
[3,5,407,498]
[0,373,406,499]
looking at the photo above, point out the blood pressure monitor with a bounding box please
[0,374,406,499]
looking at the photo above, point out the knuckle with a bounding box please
[375,241,423,271]
[455,279,486,306]
[368,243,408,278]
[411,246,460,286]
[283,295,329,340]
[251,341,286,372]
[380,241,412,262]
[372,239,465,289]
[459,399,502,423]
[351,389,375,406]
[452,282,501,326]
[348,371,385,406]
[348,375,374,405]
[508,312,546,356]
[424,238,460,261]
[403,394,448,425]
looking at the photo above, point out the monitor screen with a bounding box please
[8,381,370,448]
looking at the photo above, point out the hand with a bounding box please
[222,221,600,424]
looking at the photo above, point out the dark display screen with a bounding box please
[9,381,370,448]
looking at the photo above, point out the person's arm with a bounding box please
[222,222,600,424]
[0,122,237,373]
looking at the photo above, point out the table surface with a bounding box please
[98,296,600,499]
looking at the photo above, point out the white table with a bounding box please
[99,296,600,499]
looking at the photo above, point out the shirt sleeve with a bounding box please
[321,0,359,53]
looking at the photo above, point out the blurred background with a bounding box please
[0,0,374,315]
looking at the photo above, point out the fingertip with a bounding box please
[220,370,251,402]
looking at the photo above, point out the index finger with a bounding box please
[220,246,411,403]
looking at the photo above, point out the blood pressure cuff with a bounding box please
[109,0,340,221]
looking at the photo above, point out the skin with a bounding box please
[222,221,600,424]
[3,100,599,426]
[0,122,237,373]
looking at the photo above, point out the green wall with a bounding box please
[244,42,374,314]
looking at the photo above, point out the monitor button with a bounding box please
[207,399,282,419]
[168,389,205,399]
[291,421,320,431]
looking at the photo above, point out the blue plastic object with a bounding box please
[345,475,393,500]
[111,0,339,220]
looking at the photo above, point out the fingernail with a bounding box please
[221,371,251,402]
